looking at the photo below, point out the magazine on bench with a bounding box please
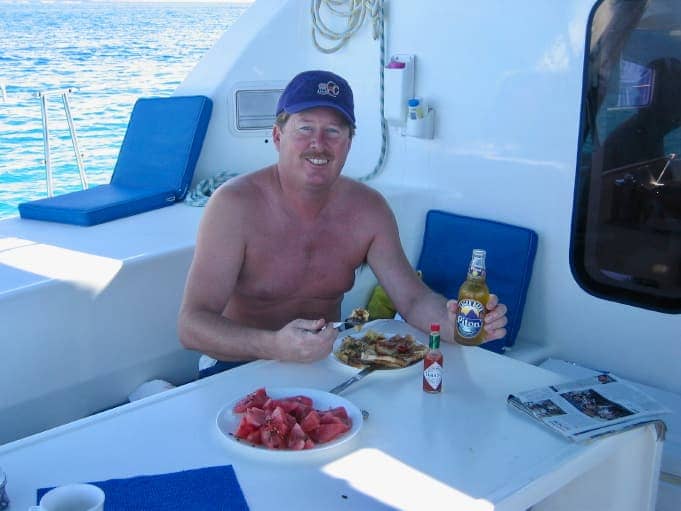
[507,373,669,441]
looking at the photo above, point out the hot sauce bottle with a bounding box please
[423,323,443,393]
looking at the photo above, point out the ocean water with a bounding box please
[0,1,250,219]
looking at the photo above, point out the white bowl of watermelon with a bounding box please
[216,387,363,455]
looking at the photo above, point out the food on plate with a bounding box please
[335,330,428,369]
[231,388,352,450]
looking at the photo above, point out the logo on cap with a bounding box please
[317,81,340,98]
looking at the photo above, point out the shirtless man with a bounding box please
[178,70,508,364]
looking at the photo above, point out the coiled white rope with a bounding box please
[311,0,382,53]
[185,170,240,207]
[311,0,388,181]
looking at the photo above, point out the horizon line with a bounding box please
[0,0,256,4]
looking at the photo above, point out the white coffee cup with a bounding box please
[29,483,104,511]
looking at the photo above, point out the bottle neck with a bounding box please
[468,256,486,280]
[467,270,486,281]
[429,332,440,350]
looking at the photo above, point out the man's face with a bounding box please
[273,107,352,189]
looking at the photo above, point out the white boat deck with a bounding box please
[0,204,203,297]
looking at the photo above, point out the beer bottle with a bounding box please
[454,249,490,345]
[422,323,443,393]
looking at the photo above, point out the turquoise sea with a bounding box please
[0,1,250,219]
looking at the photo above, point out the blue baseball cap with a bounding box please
[276,70,355,127]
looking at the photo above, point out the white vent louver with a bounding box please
[233,87,283,132]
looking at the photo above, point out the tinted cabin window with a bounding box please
[572,0,681,313]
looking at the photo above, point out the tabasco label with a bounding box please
[423,361,443,392]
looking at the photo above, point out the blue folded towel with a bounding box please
[38,465,249,510]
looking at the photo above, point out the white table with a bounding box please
[0,321,664,510]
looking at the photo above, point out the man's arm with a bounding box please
[365,198,507,343]
[177,182,336,362]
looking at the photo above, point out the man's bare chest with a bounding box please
[237,224,367,301]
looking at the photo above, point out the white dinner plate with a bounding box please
[216,387,362,456]
[330,331,426,373]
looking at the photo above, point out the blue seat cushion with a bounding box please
[18,95,212,226]
[416,210,538,353]
[18,184,179,226]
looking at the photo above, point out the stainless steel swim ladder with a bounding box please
[37,88,88,197]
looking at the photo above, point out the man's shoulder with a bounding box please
[334,177,393,226]
[211,167,271,201]
[338,176,385,202]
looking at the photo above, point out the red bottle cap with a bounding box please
[430,323,440,332]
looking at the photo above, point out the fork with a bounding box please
[326,318,363,332]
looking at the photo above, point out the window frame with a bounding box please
[570,0,681,314]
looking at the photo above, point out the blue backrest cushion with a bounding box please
[416,209,538,353]
[111,95,213,198]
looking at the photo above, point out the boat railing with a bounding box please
[36,87,88,197]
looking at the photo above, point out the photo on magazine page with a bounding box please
[559,388,634,421]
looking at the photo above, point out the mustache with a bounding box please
[301,151,333,160]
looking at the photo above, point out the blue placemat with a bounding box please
[37,465,249,510]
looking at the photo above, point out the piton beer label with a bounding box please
[456,298,485,339]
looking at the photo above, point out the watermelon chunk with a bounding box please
[289,395,314,407]
[261,418,286,449]
[270,406,295,435]
[233,387,268,413]
[234,416,257,440]
[300,409,321,434]
[246,429,262,445]
[244,407,266,427]
[287,423,309,450]
[319,411,344,425]
[314,422,351,443]
[327,406,350,423]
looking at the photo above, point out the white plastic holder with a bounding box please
[405,107,435,139]
[128,379,175,402]
[383,54,415,126]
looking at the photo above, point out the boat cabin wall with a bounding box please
[179,0,681,395]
